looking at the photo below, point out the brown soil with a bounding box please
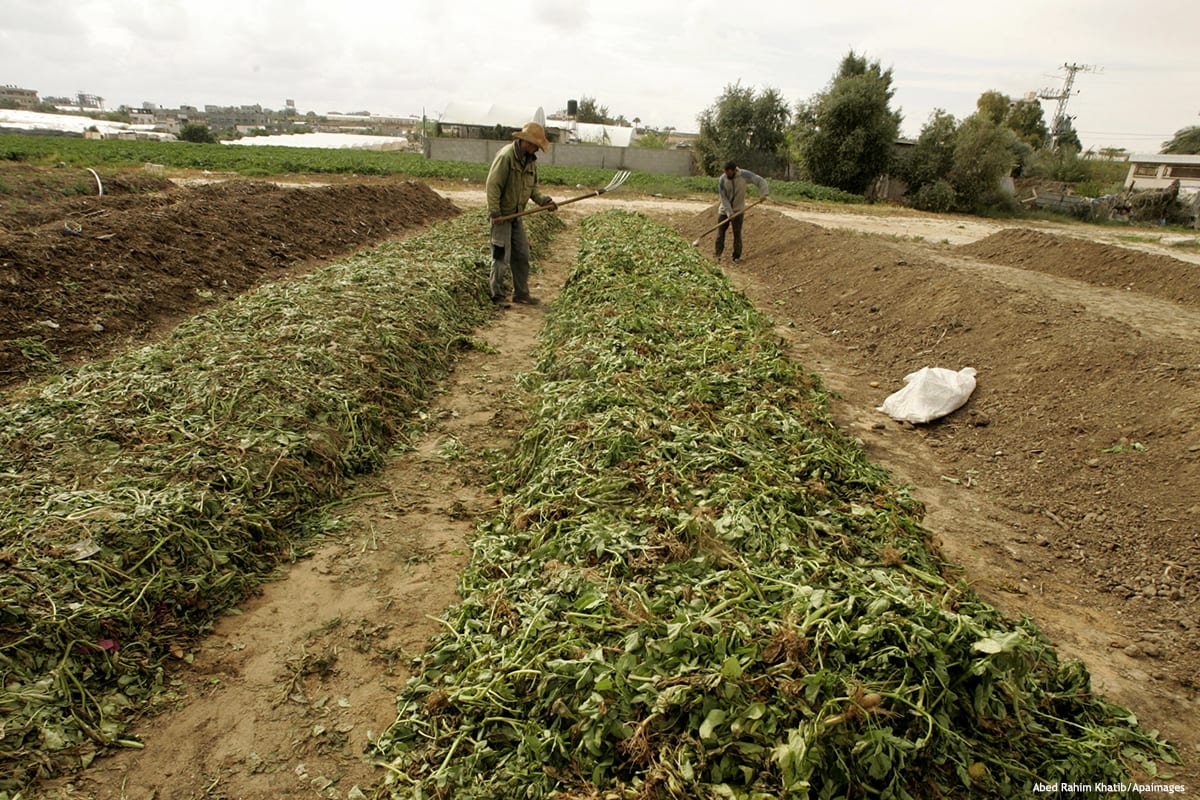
[0,169,460,386]
[7,164,1198,797]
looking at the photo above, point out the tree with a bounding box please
[576,96,611,125]
[976,91,1010,125]
[972,90,1048,151]
[794,51,902,194]
[179,123,217,144]
[1005,99,1049,150]
[1162,126,1200,154]
[898,109,958,191]
[633,130,669,149]
[947,115,1020,212]
[694,82,791,177]
[1052,118,1082,152]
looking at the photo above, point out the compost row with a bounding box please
[369,211,1175,799]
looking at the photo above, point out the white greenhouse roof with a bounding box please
[225,132,408,150]
[439,102,545,129]
[0,109,174,140]
[569,122,634,148]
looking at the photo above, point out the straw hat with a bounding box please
[512,121,551,152]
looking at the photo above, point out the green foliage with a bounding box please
[1006,99,1049,149]
[911,179,957,213]
[948,115,1020,213]
[1162,125,1200,154]
[975,90,1010,125]
[795,51,902,194]
[178,123,217,144]
[1052,119,1082,152]
[0,210,565,791]
[1081,156,1129,188]
[967,90,1047,167]
[633,130,669,149]
[576,95,611,124]
[901,108,1023,215]
[897,109,957,189]
[369,210,1177,799]
[1023,145,1091,183]
[694,82,791,178]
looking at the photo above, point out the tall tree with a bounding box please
[948,115,1020,212]
[694,82,791,177]
[794,51,902,194]
[899,109,958,189]
[1005,99,1049,150]
[976,91,1010,125]
[1162,126,1200,154]
[576,96,611,125]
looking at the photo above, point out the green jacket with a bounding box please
[486,142,551,216]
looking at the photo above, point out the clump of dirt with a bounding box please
[0,174,460,385]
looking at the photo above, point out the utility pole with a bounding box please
[1038,62,1101,148]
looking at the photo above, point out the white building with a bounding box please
[1125,153,1200,194]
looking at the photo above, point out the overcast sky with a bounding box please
[3,0,1197,153]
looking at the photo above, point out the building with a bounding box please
[0,85,40,109]
[1125,153,1200,194]
[203,104,270,133]
[1124,154,1200,228]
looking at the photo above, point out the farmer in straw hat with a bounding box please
[486,121,558,306]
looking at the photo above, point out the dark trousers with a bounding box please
[489,219,532,300]
[714,212,744,260]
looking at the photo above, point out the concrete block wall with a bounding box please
[424,138,696,177]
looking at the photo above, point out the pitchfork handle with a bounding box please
[694,197,767,239]
[492,191,602,224]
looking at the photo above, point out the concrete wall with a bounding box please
[425,137,696,177]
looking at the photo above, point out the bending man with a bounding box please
[486,122,557,305]
[715,160,769,264]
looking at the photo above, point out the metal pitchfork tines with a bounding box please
[492,170,631,223]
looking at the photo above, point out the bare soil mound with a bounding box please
[960,227,1200,306]
[0,176,460,385]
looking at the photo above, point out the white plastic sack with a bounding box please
[877,366,977,424]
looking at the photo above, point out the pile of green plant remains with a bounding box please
[0,211,563,793]
[370,210,1176,800]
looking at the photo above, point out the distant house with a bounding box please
[127,108,156,125]
[1125,153,1200,194]
[0,84,39,109]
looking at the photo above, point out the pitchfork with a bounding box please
[492,170,631,223]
